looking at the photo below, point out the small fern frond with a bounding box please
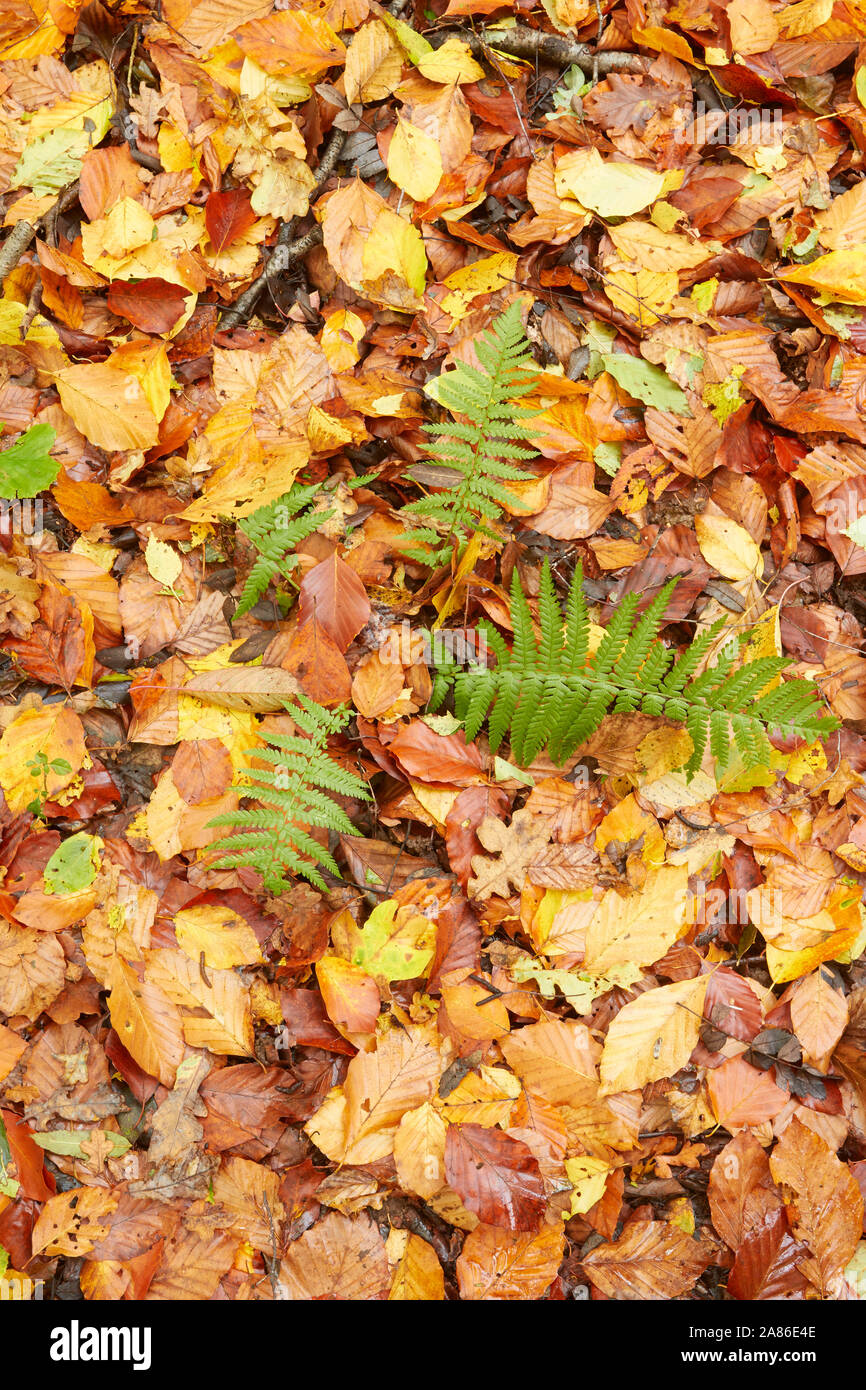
[234,482,334,619]
[431,561,839,778]
[401,303,538,566]
[207,696,370,892]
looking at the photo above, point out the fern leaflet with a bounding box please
[430,561,838,776]
[234,482,334,620]
[207,695,370,892]
[401,302,537,566]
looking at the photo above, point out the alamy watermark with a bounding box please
[0,1272,43,1299]
[691,102,786,146]
[0,498,43,538]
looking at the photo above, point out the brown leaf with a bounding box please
[171,738,234,804]
[768,1116,863,1297]
[708,1131,774,1250]
[205,188,257,253]
[297,553,371,653]
[582,1220,711,1300]
[445,1123,546,1230]
[278,1211,389,1299]
[266,616,352,705]
[707,1055,790,1131]
[390,719,485,787]
[456,1221,565,1300]
[107,279,191,334]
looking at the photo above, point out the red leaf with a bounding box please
[445,785,509,882]
[727,1195,811,1301]
[703,967,763,1043]
[707,1055,789,1130]
[445,1122,546,1230]
[390,720,485,786]
[106,278,191,334]
[205,188,257,253]
[266,616,352,705]
[279,985,357,1055]
[708,1131,774,1250]
[297,553,371,653]
[1,1109,55,1201]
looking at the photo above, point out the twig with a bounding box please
[218,128,345,332]
[0,180,81,283]
[0,219,38,284]
[436,24,648,75]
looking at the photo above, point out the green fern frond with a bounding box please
[207,695,370,892]
[401,303,537,566]
[432,561,838,777]
[234,482,334,620]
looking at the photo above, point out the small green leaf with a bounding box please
[31,1130,131,1160]
[0,423,58,499]
[351,898,436,985]
[601,353,690,414]
[43,832,101,895]
[493,755,534,786]
[593,441,622,478]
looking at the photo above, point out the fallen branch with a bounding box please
[218,129,344,332]
[0,219,38,284]
[445,24,649,75]
[0,181,81,284]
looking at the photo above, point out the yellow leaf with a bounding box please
[417,38,484,84]
[388,1230,446,1300]
[363,208,427,299]
[631,25,696,62]
[599,975,708,1095]
[238,56,311,106]
[320,308,366,372]
[387,116,443,203]
[157,125,201,186]
[565,1156,612,1216]
[603,269,677,326]
[28,91,113,142]
[174,904,264,969]
[108,340,171,423]
[56,363,159,451]
[555,148,666,219]
[108,958,184,1087]
[777,0,833,35]
[777,249,866,306]
[344,19,403,104]
[440,252,519,322]
[608,220,713,272]
[0,706,86,812]
[726,0,779,54]
[144,535,183,589]
[435,1065,521,1127]
[305,1023,443,1164]
[815,183,866,253]
[81,198,155,265]
[180,437,309,522]
[249,155,316,219]
[321,178,428,309]
[695,512,762,580]
[306,403,359,452]
[394,1101,447,1199]
[584,865,690,977]
[145,947,255,1055]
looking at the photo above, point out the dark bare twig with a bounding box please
[218,128,345,331]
